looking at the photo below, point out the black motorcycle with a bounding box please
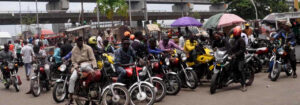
[210,49,255,94]
[0,59,21,92]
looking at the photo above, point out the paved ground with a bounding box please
[0,65,299,105]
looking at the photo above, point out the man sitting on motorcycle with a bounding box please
[148,38,163,55]
[229,26,247,92]
[0,44,14,84]
[131,31,148,58]
[212,32,231,50]
[67,37,97,105]
[184,35,199,62]
[273,22,297,78]
[159,36,183,52]
[114,38,136,83]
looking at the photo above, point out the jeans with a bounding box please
[115,66,127,83]
[24,63,32,77]
[232,59,246,86]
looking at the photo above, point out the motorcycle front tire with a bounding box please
[269,63,281,81]
[52,83,67,103]
[12,77,19,92]
[210,73,219,94]
[165,74,181,95]
[30,79,41,97]
[185,70,198,89]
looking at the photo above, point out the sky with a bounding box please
[0,2,210,36]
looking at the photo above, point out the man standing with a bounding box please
[97,32,103,49]
[21,40,35,80]
[15,40,23,66]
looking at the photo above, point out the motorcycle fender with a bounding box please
[55,79,64,83]
[185,67,193,71]
[101,83,126,96]
[129,81,154,92]
[31,76,38,80]
[145,77,163,81]
[166,72,177,75]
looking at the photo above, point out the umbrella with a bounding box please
[203,13,246,29]
[41,29,55,35]
[262,13,277,24]
[171,17,202,27]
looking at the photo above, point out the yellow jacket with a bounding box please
[184,40,198,52]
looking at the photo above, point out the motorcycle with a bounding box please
[0,59,21,92]
[210,49,255,94]
[30,57,51,97]
[268,44,294,81]
[72,55,130,105]
[52,60,72,103]
[149,53,182,95]
[246,47,269,73]
[186,45,214,83]
[171,50,198,89]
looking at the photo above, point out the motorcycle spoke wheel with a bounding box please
[185,71,198,89]
[151,79,166,102]
[53,83,67,103]
[102,86,130,105]
[31,79,41,97]
[165,75,181,95]
[130,84,155,105]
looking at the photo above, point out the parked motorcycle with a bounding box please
[30,57,51,97]
[72,54,130,105]
[210,49,255,94]
[0,59,21,92]
[171,50,198,89]
[150,53,182,95]
[246,47,269,73]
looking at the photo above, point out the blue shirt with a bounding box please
[114,47,136,66]
[53,48,62,63]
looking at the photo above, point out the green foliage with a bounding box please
[191,12,201,19]
[96,0,128,21]
[211,0,289,19]
[22,15,36,25]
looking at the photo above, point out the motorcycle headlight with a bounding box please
[181,54,187,61]
[139,66,147,76]
[278,49,284,55]
[32,64,37,71]
[44,64,50,71]
[59,64,67,72]
[8,63,14,69]
[165,58,170,66]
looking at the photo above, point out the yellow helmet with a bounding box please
[88,36,97,45]
[245,23,250,27]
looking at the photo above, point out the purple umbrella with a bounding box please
[171,17,202,27]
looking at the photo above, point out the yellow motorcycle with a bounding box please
[186,45,215,83]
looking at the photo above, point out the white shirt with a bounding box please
[21,45,35,63]
[35,39,40,45]
[241,33,249,46]
[97,36,103,49]
[179,36,185,48]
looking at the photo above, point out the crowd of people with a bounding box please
[0,20,298,105]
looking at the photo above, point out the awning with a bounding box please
[66,25,91,32]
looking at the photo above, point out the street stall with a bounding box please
[146,24,161,40]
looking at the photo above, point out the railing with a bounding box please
[0,10,224,14]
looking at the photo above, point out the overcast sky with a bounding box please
[0,2,209,35]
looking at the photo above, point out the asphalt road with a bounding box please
[0,65,299,105]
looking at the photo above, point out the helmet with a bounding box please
[233,26,242,37]
[124,31,131,37]
[130,34,135,40]
[88,36,97,45]
[245,23,250,27]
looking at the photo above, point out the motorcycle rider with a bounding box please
[212,32,231,50]
[114,37,136,83]
[229,26,247,92]
[0,44,14,84]
[148,38,163,55]
[131,31,148,58]
[67,37,97,105]
[184,35,199,62]
[273,22,297,78]
[159,36,183,52]
[103,40,114,53]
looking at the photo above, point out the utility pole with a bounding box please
[129,0,132,27]
[81,0,84,25]
[96,3,100,28]
[250,0,258,20]
[35,0,40,37]
[181,0,184,17]
[144,0,148,26]
[19,0,22,37]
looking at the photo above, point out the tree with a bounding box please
[210,0,289,20]
[96,0,128,25]
[191,12,201,19]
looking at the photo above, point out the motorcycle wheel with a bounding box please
[185,70,198,89]
[12,77,19,92]
[53,83,67,103]
[30,79,41,97]
[269,63,281,81]
[165,74,181,95]
[102,85,130,105]
[148,79,166,102]
[285,63,293,76]
[129,84,156,105]
[245,67,255,86]
[210,73,219,94]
